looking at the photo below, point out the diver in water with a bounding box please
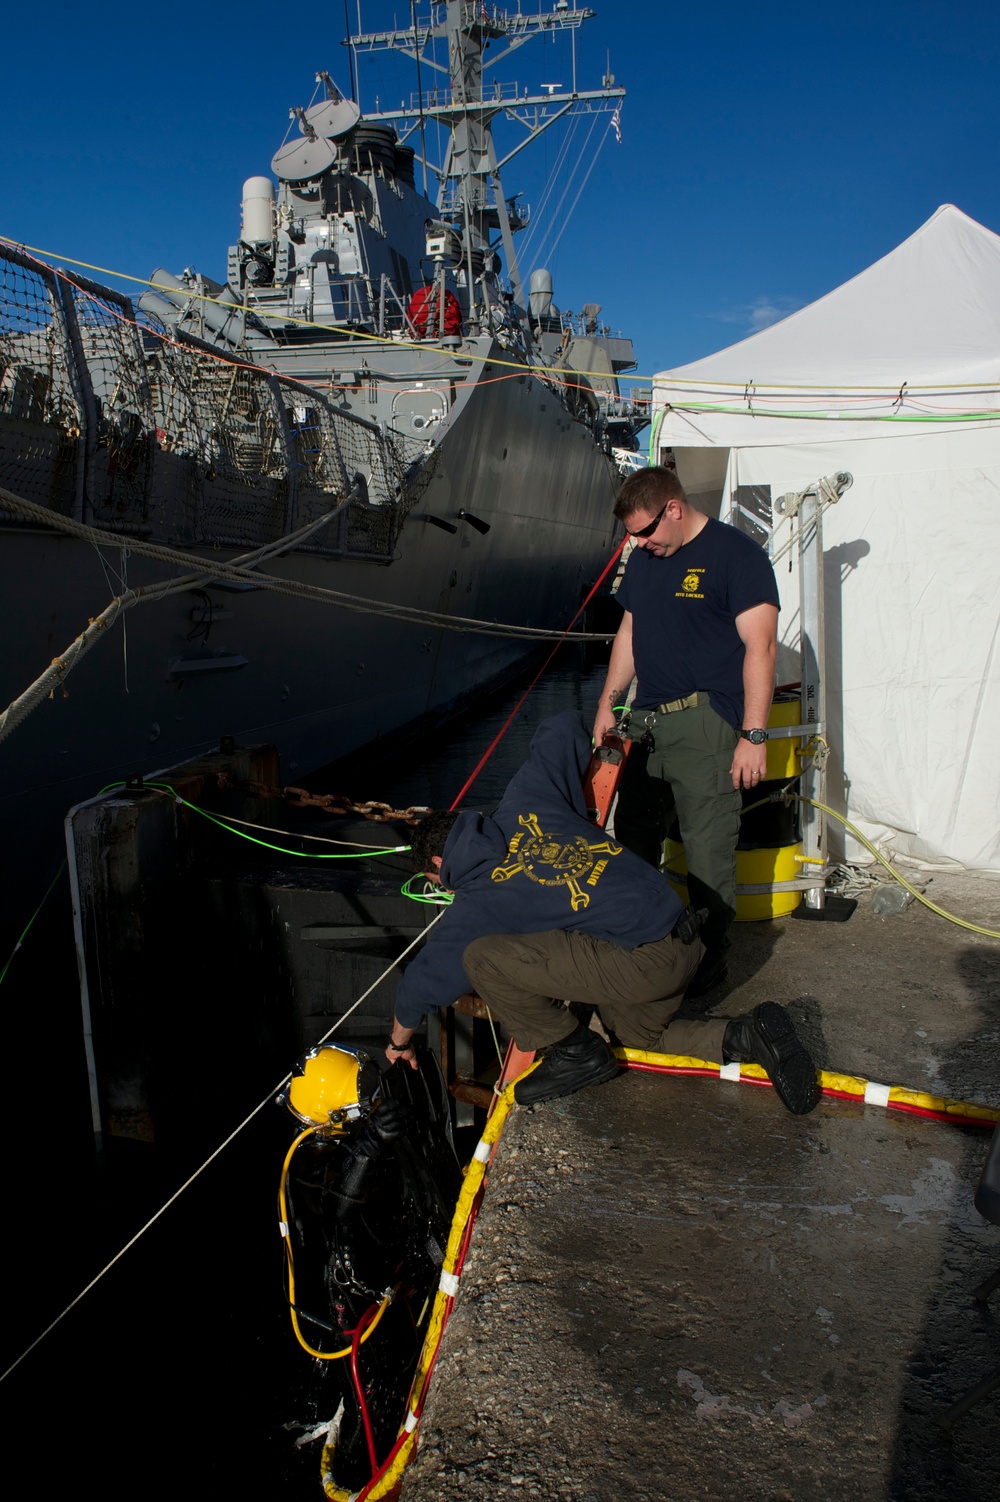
[385,710,819,1114]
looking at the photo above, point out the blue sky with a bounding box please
[3,2,998,384]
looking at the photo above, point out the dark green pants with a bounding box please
[615,698,742,953]
[463,928,729,1059]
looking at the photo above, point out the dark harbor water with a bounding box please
[1,647,610,1499]
[322,648,609,812]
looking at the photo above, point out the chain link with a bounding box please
[214,771,429,825]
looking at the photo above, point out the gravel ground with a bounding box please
[402,872,1000,1502]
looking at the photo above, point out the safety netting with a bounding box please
[0,248,83,518]
[0,242,430,561]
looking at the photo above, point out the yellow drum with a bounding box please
[662,838,804,922]
[735,842,804,920]
[764,696,802,781]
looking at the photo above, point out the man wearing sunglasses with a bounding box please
[593,466,780,998]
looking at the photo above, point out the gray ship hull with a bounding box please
[1,339,618,920]
[1,0,642,934]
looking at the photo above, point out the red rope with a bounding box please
[449,537,626,810]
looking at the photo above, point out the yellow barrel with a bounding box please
[764,697,802,780]
[662,839,803,922]
[735,843,804,920]
[661,837,691,908]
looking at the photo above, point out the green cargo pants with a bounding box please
[462,928,730,1059]
[615,696,742,953]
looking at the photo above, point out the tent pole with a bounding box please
[798,485,827,908]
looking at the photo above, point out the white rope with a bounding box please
[768,476,844,568]
[0,494,354,745]
[485,1005,506,1071]
[1,487,610,671]
[91,542,131,693]
[178,808,412,851]
[0,911,443,1386]
[0,486,613,746]
[826,861,930,900]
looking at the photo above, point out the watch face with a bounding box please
[744,729,766,745]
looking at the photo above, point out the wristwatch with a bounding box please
[386,1037,411,1053]
[740,728,767,745]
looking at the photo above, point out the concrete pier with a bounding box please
[402,872,1000,1502]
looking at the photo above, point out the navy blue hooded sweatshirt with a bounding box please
[394,710,686,1028]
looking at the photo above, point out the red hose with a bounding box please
[350,1303,381,1481]
[627,1061,995,1127]
[355,1180,491,1498]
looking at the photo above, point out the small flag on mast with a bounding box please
[611,104,622,144]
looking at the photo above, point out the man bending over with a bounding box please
[385,711,818,1115]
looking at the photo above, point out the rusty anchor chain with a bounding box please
[214,771,430,826]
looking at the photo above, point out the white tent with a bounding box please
[652,205,1000,871]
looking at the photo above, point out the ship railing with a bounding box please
[0,241,430,563]
[377,274,419,339]
[287,273,420,344]
[410,80,528,111]
[60,268,158,533]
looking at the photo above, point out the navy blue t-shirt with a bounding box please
[616,517,779,729]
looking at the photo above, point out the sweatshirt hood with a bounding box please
[438,810,508,890]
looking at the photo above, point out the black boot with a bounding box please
[723,1003,820,1116]
[514,1022,619,1107]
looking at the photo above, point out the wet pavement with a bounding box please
[402,872,1000,1502]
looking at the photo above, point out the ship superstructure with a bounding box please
[139,0,644,453]
[0,1,646,915]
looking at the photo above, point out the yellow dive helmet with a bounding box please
[282,1043,378,1126]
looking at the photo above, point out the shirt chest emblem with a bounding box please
[677,567,705,600]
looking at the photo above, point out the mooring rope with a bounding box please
[0,488,612,644]
[0,491,352,744]
[0,485,614,747]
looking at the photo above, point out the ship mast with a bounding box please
[347,2,624,327]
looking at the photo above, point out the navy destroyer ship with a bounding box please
[0,1,645,913]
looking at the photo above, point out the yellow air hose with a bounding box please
[278,1125,392,1361]
[619,1050,1000,1127]
[320,1081,523,1500]
[794,795,1000,940]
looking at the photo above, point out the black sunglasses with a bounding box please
[626,503,667,540]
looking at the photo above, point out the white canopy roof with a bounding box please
[651,206,1000,870]
[654,205,1000,448]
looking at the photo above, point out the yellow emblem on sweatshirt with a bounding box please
[491,812,622,912]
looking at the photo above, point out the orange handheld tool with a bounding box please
[583,731,632,829]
